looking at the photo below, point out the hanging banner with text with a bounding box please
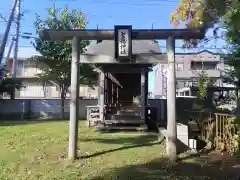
[114,25,132,61]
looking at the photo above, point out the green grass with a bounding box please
[0,121,238,180]
[0,121,165,180]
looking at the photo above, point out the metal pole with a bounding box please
[166,36,177,162]
[21,100,25,121]
[68,36,80,160]
[6,37,15,61]
[99,71,105,122]
[97,72,100,105]
[0,0,18,63]
[140,68,146,121]
[12,0,20,78]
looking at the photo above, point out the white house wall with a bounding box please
[14,59,98,98]
[153,51,225,98]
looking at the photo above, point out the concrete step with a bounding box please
[98,125,147,131]
[104,119,145,125]
[117,110,141,116]
[120,107,141,111]
[111,114,142,121]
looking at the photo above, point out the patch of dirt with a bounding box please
[175,151,240,179]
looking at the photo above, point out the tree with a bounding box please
[196,70,213,99]
[0,74,23,99]
[170,0,239,30]
[171,1,240,103]
[33,5,97,119]
[223,57,240,97]
[170,0,239,46]
[223,7,240,96]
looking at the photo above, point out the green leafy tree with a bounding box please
[171,1,240,103]
[223,57,240,99]
[0,74,23,99]
[196,70,213,99]
[33,5,96,119]
[170,0,239,47]
[223,8,240,99]
[170,0,239,36]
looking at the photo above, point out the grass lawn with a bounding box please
[0,121,165,180]
[0,120,239,180]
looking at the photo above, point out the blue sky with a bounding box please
[0,0,226,91]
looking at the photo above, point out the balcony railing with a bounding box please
[176,69,221,78]
[16,69,41,78]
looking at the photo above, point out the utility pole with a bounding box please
[6,37,15,61]
[0,0,18,64]
[12,0,20,79]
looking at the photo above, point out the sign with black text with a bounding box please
[114,25,132,60]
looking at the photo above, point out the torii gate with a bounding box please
[39,27,204,161]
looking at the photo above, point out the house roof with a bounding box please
[174,50,221,55]
[85,40,161,56]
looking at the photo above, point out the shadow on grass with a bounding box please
[90,153,240,180]
[80,134,161,145]
[80,133,204,157]
[80,137,164,159]
[0,119,70,126]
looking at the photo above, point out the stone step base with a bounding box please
[110,114,142,121]
[104,119,145,125]
[117,110,141,116]
[97,125,147,131]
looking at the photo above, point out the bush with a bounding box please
[225,116,240,155]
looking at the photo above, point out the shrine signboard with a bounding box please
[114,25,132,61]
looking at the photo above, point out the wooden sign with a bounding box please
[114,25,132,61]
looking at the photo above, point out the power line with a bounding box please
[1,0,179,11]
[2,1,229,50]
[0,0,197,30]
[45,0,180,7]
[16,44,227,51]
[6,15,167,29]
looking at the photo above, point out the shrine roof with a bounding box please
[85,40,161,57]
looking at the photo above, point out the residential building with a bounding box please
[153,50,225,98]
[10,58,98,99]
[6,40,160,99]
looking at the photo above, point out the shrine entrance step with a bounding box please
[97,124,147,132]
[104,119,145,125]
[117,109,141,116]
[110,114,142,121]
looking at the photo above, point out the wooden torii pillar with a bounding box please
[39,27,204,161]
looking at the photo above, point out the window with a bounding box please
[184,81,190,87]
[162,77,167,89]
[20,83,45,97]
[193,81,197,86]
[23,61,29,74]
[191,62,202,70]
[184,81,194,87]
[176,80,185,89]
[202,62,217,70]
[176,63,184,71]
